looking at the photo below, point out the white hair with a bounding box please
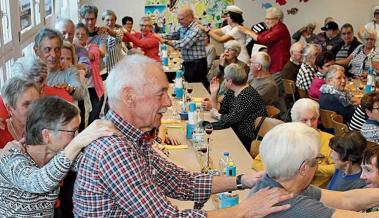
[260,122,320,181]
[106,55,162,107]
[55,18,74,30]
[251,51,271,71]
[290,41,305,54]
[302,44,320,63]
[325,64,345,81]
[291,98,320,121]
[266,7,284,21]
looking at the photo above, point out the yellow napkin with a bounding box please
[191,97,203,103]
[159,144,188,150]
[166,125,183,129]
[161,119,181,124]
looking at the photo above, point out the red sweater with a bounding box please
[257,22,291,73]
[123,32,161,63]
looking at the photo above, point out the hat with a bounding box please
[224,5,243,15]
[374,6,379,14]
[224,41,241,55]
[321,21,339,31]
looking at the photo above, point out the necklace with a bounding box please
[7,118,23,141]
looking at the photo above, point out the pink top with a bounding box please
[308,77,325,100]
[123,32,161,62]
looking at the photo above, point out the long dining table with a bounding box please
[162,83,255,210]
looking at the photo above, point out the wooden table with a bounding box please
[163,83,254,210]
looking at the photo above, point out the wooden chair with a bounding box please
[319,109,337,130]
[250,117,284,158]
[331,114,349,136]
[266,105,281,119]
[298,88,308,98]
[282,79,296,104]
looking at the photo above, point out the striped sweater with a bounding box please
[0,149,74,217]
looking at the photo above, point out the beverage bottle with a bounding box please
[161,43,168,66]
[365,66,375,94]
[219,152,230,175]
[174,70,184,98]
[186,102,196,139]
[226,161,237,177]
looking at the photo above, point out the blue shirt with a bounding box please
[326,168,366,191]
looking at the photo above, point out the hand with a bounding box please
[195,24,209,32]
[201,98,212,111]
[209,77,220,94]
[97,26,109,35]
[67,119,119,150]
[241,171,265,189]
[164,135,181,145]
[0,118,5,130]
[219,53,226,66]
[210,108,220,120]
[237,25,249,34]
[1,140,25,156]
[238,187,292,218]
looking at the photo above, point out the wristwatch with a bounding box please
[236,174,244,190]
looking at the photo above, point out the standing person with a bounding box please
[197,5,249,64]
[0,96,116,217]
[101,10,124,73]
[205,34,217,71]
[238,7,291,90]
[156,7,208,87]
[314,21,344,56]
[123,16,160,62]
[121,16,135,52]
[79,4,107,78]
[365,6,379,48]
[73,55,291,217]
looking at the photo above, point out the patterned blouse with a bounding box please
[0,149,75,217]
[296,62,316,91]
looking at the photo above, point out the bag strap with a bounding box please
[254,117,266,140]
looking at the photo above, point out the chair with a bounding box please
[331,114,349,136]
[319,109,337,130]
[282,79,297,120]
[250,117,284,158]
[298,88,308,98]
[265,105,281,119]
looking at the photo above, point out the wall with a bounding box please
[81,0,378,35]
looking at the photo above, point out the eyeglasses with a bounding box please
[225,48,237,52]
[265,17,277,20]
[365,38,376,41]
[299,153,325,169]
[48,127,79,135]
[341,32,352,35]
[139,24,151,28]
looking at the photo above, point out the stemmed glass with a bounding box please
[200,123,213,173]
[186,84,193,101]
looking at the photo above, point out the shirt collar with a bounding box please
[106,110,156,147]
[290,58,301,66]
[366,119,379,126]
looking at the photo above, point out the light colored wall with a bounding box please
[81,0,378,35]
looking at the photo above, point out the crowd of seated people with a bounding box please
[1,2,379,218]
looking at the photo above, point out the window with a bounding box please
[22,42,34,57]
[1,0,12,45]
[19,0,32,30]
[5,59,14,81]
[45,0,52,17]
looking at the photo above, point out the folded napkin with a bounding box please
[166,125,183,128]
[159,144,188,150]
[191,97,203,103]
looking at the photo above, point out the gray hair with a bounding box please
[302,44,320,63]
[1,76,39,108]
[180,6,194,18]
[33,28,63,50]
[54,18,75,30]
[25,96,79,145]
[79,4,98,18]
[62,40,77,65]
[106,55,162,107]
[140,16,153,26]
[260,122,320,181]
[224,63,248,85]
[325,64,345,81]
[266,7,284,21]
[291,98,320,121]
[12,56,48,89]
[102,9,117,21]
[357,27,377,44]
[290,41,305,54]
[252,52,271,71]
[224,41,241,56]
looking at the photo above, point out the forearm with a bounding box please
[63,142,82,161]
[207,205,244,218]
[211,176,237,194]
[210,93,220,110]
[322,188,379,211]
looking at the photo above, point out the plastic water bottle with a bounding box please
[219,152,230,175]
[161,43,168,66]
[366,66,375,94]
[174,70,184,99]
[186,102,197,139]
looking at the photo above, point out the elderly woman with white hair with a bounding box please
[253,98,334,187]
[319,65,355,123]
[250,122,379,217]
[209,63,267,150]
[295,43,321,91]
[239,7,291,85]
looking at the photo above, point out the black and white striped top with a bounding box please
[348,105,368,131]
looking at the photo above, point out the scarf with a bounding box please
[87,44,104,99]
[320,84,352,106]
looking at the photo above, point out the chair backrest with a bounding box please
[298,88,308,98]
[331,114,349,136]
[282,79,296,95]
[250,117,284,158]
[266,105,281,118]
[319,109,337,129]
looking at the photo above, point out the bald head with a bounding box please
[290,42,305,63]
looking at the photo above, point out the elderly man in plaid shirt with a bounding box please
[73,55,291,217]
[157,7,209,88]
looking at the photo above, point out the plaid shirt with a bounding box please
[296,62,316,90]
[167,21,206,62]
[73,110,212,217]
